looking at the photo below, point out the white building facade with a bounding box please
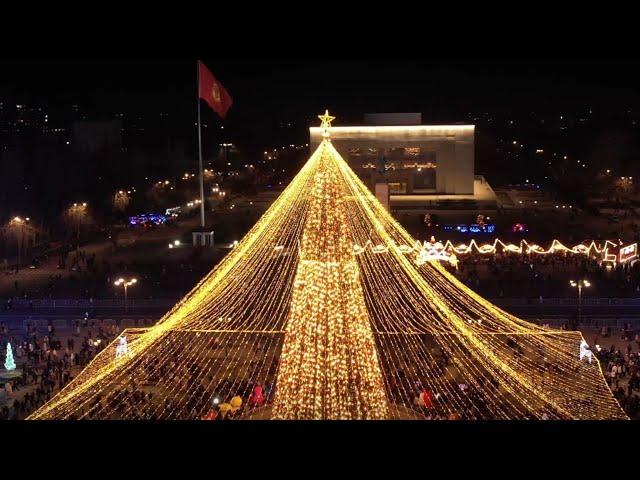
[309,114,475,197]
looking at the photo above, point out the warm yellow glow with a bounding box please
[310,125,474,135]
[28,112,626,421]
[272,148,388,419]
[379,238,623,266]
[318,109,335,139]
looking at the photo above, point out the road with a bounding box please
[0,297,640,333]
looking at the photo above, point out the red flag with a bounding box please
[198,60,233,119]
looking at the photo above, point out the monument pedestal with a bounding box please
[192,231,215,247]
[0,369,22,381]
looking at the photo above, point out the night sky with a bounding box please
[3,60,640,149]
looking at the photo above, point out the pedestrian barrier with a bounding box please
[13,317,154,330]
[491,297,640,307]
[9,296,636,310]
[534,318,634,329]
[4,298,177,310]
[53,320,66,329]
[2,314,637,334]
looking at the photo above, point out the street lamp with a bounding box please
[220,143,233,171]
[67,202,89,256]
[114,190,130,212]
[569,279,591,328]
[8,216,30,271]
[114,277,137,313]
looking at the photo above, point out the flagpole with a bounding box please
[197,61,206,229]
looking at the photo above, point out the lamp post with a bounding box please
[569,279,591,328]
[8,216,30,271]
[114,190,130,212]
[67,202,88,257]
[114,277,137,313]
[221,143,233,174]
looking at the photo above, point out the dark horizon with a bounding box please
[4,59,640,224]
[2,59,640,157]
[3,59,640,121]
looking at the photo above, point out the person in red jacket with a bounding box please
[420,389,433,409]
[201,410,217,420]
[249,383,266,407]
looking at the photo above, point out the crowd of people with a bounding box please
[592,325,640,419]
[1,246,640,420]
[4,248,640,308]
[0,317,122,420]
[2,318,640,420]
[452,251,640,299]
[0,251,218,309]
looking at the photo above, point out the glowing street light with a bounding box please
[66,202,89,256]
[114,190,131,212]
[569,279,591,327]
[114,277,138,312]
[7,216,31,270]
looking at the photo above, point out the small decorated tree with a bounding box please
[4,343,16,371]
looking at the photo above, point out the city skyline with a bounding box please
[4,60,640,130]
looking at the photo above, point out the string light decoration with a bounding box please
[355,238,623,266]
[271,131,388,419]
[29,112,627,420]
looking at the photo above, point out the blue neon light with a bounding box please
[443,223,495,234]
[129,214,169,226]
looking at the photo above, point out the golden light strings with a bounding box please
[29,112,627,420]
[332,138,625,418]
[272,141,388,419]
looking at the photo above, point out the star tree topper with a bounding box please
[318,109,335,138]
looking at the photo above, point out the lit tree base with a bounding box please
[243,404,423,420]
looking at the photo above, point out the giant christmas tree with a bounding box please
[29,112,627,420]
[272,114,388,419]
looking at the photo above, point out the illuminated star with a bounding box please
[318,109,335,137]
